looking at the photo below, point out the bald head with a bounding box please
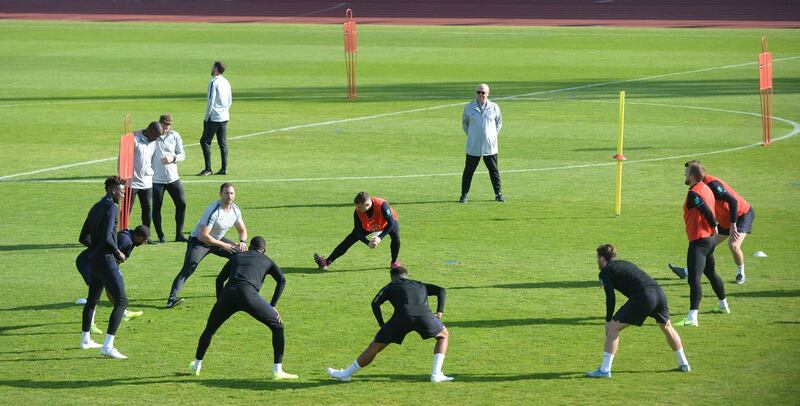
[476,83,490,104]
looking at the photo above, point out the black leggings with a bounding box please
[169,237,236,300]
[152,180,187,239]
[461,153,501,196]
[200,120,228,171]
[82,255,128,335]
[687,237,726,310]
[196,286,284,363]
[130,188,153,228]
[328,223,401,264]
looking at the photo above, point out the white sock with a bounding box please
[432,353,446,375]
[737,265,745,276]
[273,363,282,373]
[103,334,115,349]
[81,331,91,343]
[343,360,362,376]
[600,352,614,373]
[124,309,130,317]
[688,310,699,321]
[194,359,202,368]
[719,298,729,309]
[675,348,689,366]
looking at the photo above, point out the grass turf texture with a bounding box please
[0,20,799,404]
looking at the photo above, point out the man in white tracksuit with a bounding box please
[460,83,503,203]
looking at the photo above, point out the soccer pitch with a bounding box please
[0,20,798,404]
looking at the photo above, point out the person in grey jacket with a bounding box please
[152,114,188,243]
[460,83,503,203]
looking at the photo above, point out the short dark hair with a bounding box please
[104,176,125,191]
[214,60,226,74]
[220,182,235,193]
[596,244,617,262]
[354,191,371,205]
[133,225,151,238]
[685,161,705,182]
[250,236,266,252]
[146,121,164,135]
[159,114,172,126]
[390,266,408,278]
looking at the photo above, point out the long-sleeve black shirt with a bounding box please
[705,180,739,224]
[598,259,660,322]
[79,195,119,258]
[371,278,445,326]
[216,250,286,306]
[353,201,397,242]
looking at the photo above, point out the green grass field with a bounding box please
[0,20,799,404]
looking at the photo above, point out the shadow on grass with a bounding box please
[0,302,78,312]
[0,243,84,252]
[774,321,800,325]
[451,280,600,290]
[0,375,338,390]
[448,316,603,328]
[361,371,581,382]
[0,322,76,335]
[280,266,386,274]
[247,200,458,210]
[726,289,800,298]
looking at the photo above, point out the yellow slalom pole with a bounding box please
[614,91,626,216]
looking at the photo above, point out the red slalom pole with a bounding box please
[758,36,773,146]
[343,8,357,99]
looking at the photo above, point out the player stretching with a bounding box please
[189,237,298,380]
[314,191,400,271]
[587,244,690,378]
[326,266,453,383]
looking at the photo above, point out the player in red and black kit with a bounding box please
[669,160,755,284]
[189,236,298,380]
[314,191,400,271]
[677,162,729,327]
[587,244,690,378]
[326,266,453,383]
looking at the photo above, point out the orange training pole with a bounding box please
[343,8,357,99]
[118,114,135,230]
[758,36,773,146]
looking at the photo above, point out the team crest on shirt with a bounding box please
[385,208,392,217]
[693,196,702,206]
[716,186,724,193]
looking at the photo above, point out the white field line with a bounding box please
[1,56,798,182]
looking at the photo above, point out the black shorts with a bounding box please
[718,208,755,235]
[374,314,445,345]
[613,287,670,326]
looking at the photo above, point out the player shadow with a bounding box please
[0,302,78,311]
[361,371,579,382]
[129,295,216,309]
[246,202,353,210]
[447,316,603,328]
[197,377,340,390]
[279,266,385,274]
[0,375,338,390]
[0,321,76,335]
[726,289,800,298]
[774,321,800,325]
[450,280,599,290]
[0,243,84,252]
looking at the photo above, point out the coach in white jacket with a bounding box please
[198,60,232,176]
[460,83,503,203]
[130,121,162,238]
[152,114,188,243]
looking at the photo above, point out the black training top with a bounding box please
[118,230,135,259]
[371,278,445,326]
[78,195,119,258]
[598,259,660,322]
[216,250,286,306]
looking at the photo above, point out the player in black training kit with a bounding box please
[326,266,453,383]
[78,176,131,359]
[76,225,151,333]
[587,244,691,378]
[189,236,298,380]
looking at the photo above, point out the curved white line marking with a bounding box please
[0,56,797,181]
[7,103,798,184]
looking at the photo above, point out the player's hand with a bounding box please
[238,241,248,252]
[369,236,382,249]
[161,154,174,164]
[434,312,443,319]
[114,250,126,263]
[730,224,741,240]
[221,243,237,254]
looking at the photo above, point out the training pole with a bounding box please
[118,114,135,230]
[343,8,357,99]
[758,36,773,146]
[613,91,626,217]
